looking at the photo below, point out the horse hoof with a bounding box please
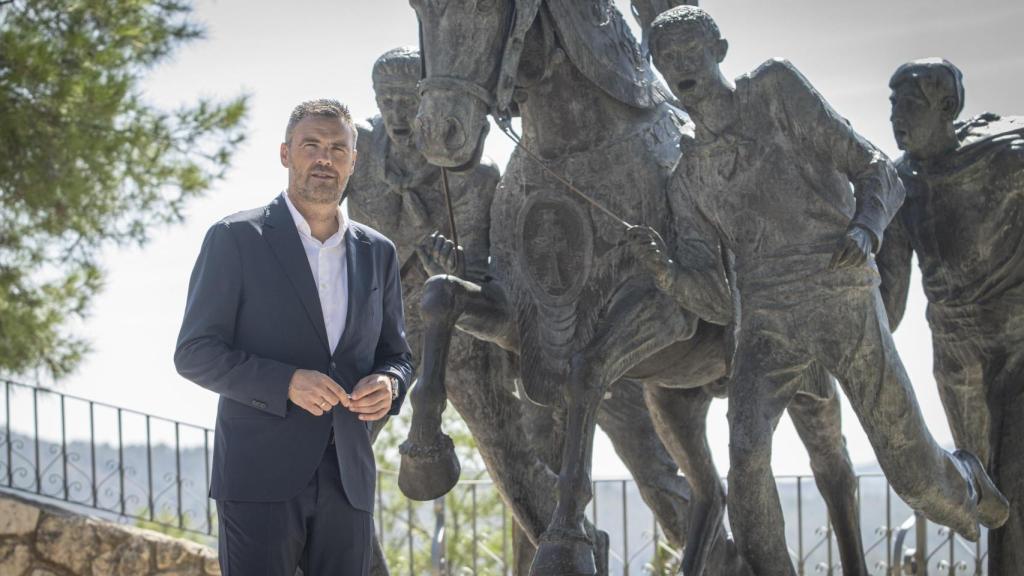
[398,434,460,501]
[529,530,596,576]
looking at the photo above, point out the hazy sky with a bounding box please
[54,0,1024,477]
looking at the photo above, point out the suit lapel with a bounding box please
[263,194,331,354]
[335,225,373,358]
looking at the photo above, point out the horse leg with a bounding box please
[787,365,867,576]
[509,400,611,575]
[399,275,510,500]
[597,378,690,550]
[530,286,695,576]
[528,349,609,576]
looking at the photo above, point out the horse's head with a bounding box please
[410,0,516,168]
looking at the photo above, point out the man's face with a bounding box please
[652,27,722,107]
[280,116,357,205]
[890,80,950,158]
[375,84,420,148]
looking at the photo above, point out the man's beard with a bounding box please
[292,173,343,205]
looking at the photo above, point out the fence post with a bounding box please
[432,495,447,576]
[915,511,928,575]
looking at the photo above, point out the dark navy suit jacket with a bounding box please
[174,193,413,513]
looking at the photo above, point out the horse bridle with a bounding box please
[416,0,541,119]
[415,0,632,244]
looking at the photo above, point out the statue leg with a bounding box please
[813,290,1005,540]
[932,335,991,466]
[399,275,511,501]
[643,384,733,576]
[984,344,1024,575]
[787,364,866,576]
[727,325,807,576]
[596,379,690,550]
[931,323,1023,573]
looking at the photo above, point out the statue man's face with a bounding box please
[651,26,724,107]
[890,80,953,158]
[375,84,420,149]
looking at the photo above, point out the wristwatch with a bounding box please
[386,374,400,401]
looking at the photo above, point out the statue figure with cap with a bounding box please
[880,57,1024,575]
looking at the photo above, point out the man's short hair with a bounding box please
[650,5,722,46]
[372,46,421,90]
[285,99,356,145]
[889,58,965,119]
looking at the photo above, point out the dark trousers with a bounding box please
[217,446,372,576]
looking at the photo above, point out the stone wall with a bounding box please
[0,492,218,576]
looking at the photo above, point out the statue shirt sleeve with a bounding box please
[759,59,905,249]
[665,162,734,326]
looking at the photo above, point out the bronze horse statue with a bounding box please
[400,1,867,574]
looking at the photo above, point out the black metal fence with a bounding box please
[0,379,989,574]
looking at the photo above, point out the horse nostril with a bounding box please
[443,117,466,151]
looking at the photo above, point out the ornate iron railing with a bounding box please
[0,379,989,574]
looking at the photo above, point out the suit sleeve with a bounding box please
[174,223,296,417]
[771,59,904,249]
[372,241,414,415]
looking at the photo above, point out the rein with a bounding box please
[495,117,632,229]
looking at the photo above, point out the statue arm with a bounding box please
[665,182,734,326]
[876,211,914,330]
[770,59,905,249]
[451,160,500,282]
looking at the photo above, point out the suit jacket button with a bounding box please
[330,361,337,371]
[252,400,267,409]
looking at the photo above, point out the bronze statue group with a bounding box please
[348,3,1023,575]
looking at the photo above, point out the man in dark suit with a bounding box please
[174,99,413,575]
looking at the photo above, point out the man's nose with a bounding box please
[314,150,332,165]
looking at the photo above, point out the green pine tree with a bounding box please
[0,0,247,378]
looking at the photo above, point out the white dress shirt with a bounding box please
[284,192,349,354]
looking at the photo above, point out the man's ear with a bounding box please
[280,142,290,168]
[715,38,729,63]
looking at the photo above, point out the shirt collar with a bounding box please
[283,191,348,246]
